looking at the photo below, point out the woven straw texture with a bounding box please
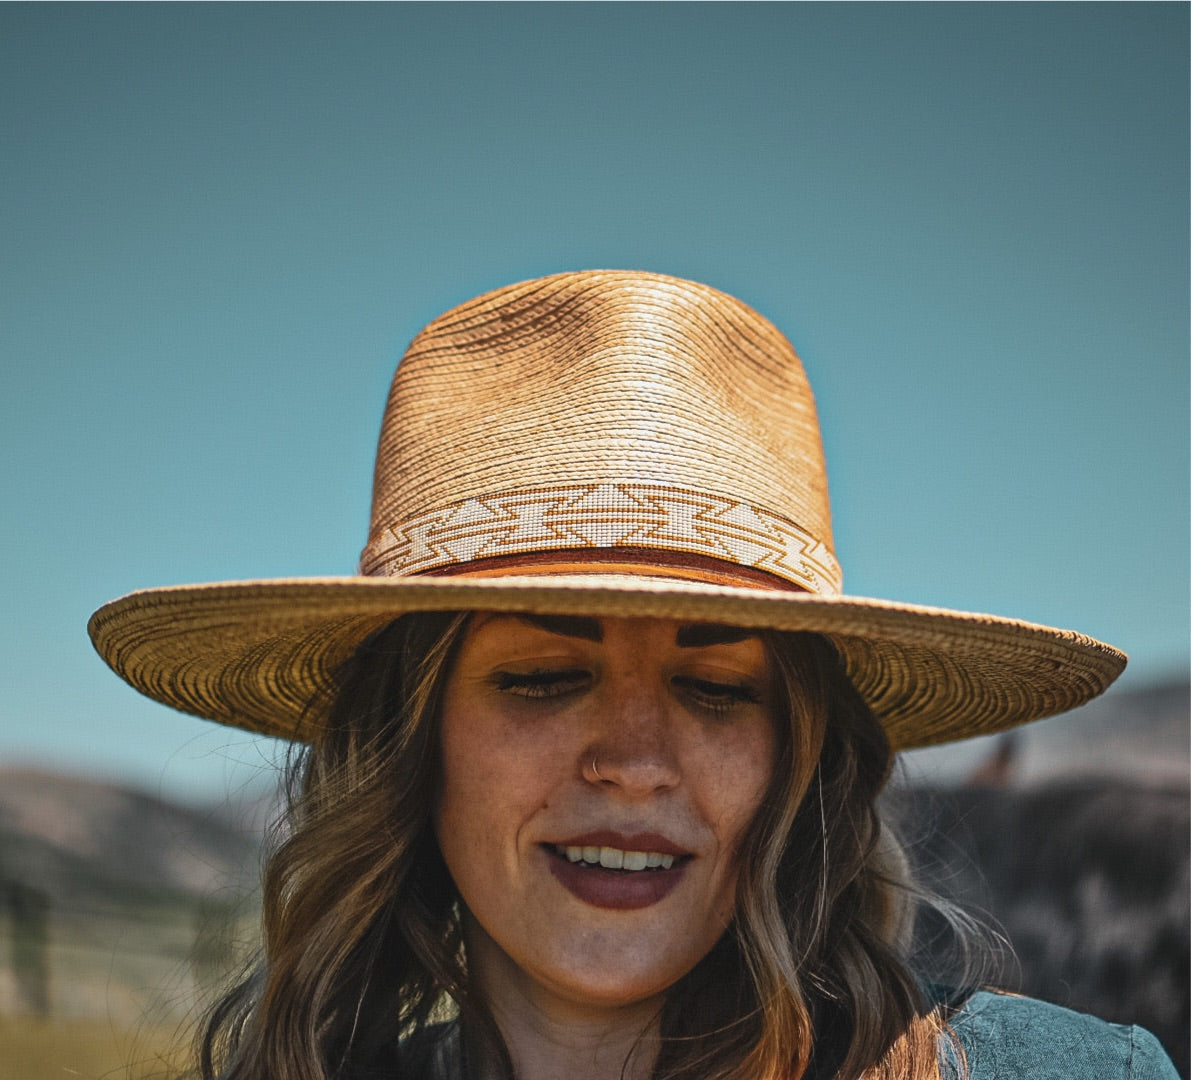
[361,273,837,591]
[88,271,1126,747]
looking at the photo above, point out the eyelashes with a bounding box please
[493,669,590,699]
[672,675,761,717]
[492,669,761,716]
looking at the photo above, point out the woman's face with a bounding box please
[434,613,778,1015]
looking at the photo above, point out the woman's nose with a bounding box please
[582,682,681,796]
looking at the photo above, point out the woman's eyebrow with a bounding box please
[676,624,758,648]
[514,614,604,641]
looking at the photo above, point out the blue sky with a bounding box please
[2,3,1187,802]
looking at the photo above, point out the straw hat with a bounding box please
[88,271,1125,749]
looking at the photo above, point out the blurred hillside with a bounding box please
[0,768,265,1026]
[891,778,1188,1077]
[0,679,1186,1075]
[891,678,1190,1077]
[899,678,1190,788]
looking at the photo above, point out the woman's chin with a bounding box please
[526,966,675,1016]
[465,914,691,1016]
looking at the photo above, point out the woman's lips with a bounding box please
[543,832,691,911]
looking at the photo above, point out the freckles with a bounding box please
[691,727,774,849]
[702,734,772,795]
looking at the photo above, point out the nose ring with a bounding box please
[592,755,605,782]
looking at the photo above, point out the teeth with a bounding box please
[559,845,676,871]
[598,847,624,869]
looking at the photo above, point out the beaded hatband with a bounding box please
[360,480,843,596]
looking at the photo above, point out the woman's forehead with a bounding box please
[467,612,761,648]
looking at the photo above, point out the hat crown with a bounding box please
[363,271,840,594]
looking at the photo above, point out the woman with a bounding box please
[89,272,1177,1079]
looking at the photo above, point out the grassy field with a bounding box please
[0,1018,191,1080]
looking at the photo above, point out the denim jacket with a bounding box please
[393,992,1179,1079]
[944,991,1179,1079]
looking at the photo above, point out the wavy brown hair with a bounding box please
[197,612,960,1080]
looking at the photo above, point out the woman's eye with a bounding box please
[493,669,590,699]
[674,676,761,717]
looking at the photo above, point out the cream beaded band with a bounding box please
[359,481,843,595]
[88,270,1126,747]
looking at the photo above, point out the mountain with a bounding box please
[890,678,1190,1076]
[0,767,266,1023]
[898,678,1189,788]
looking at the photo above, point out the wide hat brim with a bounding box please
[88,573,1126,750]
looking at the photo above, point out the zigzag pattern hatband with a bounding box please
[359,480,843,595]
